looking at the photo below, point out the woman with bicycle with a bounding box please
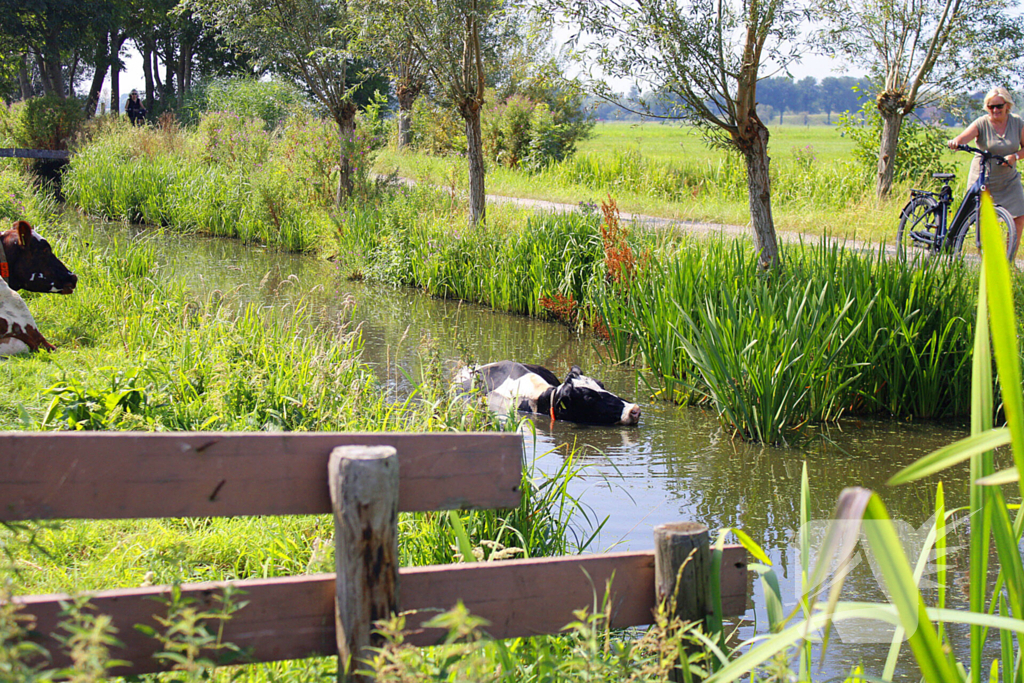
[947,86,1024,259]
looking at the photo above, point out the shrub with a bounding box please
[838,100,954,183]
[482,93,594,172]
[197,111,272,166]
[410,98,467,155]
[0,95,86,150]
[183,78,306,130]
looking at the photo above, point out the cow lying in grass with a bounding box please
[0,219,77,356]
[456,361,641,426]
[1,220,78,294]
[0,277,54,356]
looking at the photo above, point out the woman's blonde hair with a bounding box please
[985,87,1014,111]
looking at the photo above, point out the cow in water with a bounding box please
[1,220,78,294]
[456,361,641,426]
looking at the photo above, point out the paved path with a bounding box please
[484,191,885,253]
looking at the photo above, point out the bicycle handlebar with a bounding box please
[957,143,1009,165]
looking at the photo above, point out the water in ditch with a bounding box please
[76,219,997,679]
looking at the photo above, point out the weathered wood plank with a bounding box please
[0,432,523,520]
[13,547,747,676]
[0,148,69,159]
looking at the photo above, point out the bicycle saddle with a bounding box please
[933,173,955,180]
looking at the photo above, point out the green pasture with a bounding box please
[576,121,857,163]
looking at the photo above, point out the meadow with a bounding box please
[375,121,968,242]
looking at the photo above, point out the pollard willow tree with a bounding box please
[555,0,802,268]
[182,0,360,203]
[356,0,501,226]
[817,0,1023,198]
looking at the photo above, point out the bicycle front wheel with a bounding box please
[896,196,941,262]
[954,204,1017,261]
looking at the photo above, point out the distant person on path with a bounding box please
[948,86,1024,259]
[126,90,147,126]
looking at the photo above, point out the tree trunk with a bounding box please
[83,31,111,120]
[162,39,175,105]
[18,55,31,101]
[34,53,54,96]
[141,41,155,112]
[110,66,120,114]
[396,84,419,149]
[736,115,780,269]
[176,39,191,99]
[108,33,126,115]
[875,91,907,199]
[43,27,65,98]
[152,46,164,102]
[335,102,357,205]
[460,99,486,227]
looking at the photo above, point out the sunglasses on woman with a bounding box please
[989,102,1007,111]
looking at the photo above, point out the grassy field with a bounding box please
[375,122,969,243]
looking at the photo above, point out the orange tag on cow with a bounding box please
[0,263,8,279]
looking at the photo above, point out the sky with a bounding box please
[100,41,861,106]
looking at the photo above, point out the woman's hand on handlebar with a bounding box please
[947,138,960,150]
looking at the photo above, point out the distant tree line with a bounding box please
[590,76,871,125]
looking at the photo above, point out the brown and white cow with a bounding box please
[1,220,78,294]
[0,220,76,355]
[0,277,55,356]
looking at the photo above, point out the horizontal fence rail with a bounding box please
[0,148,69,159]
[0,432,524,519]
[16,547,748,676]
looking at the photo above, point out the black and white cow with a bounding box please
[1,220,78,294]
[456,361,641,426]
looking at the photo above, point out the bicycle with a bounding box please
[896,144,1017,261]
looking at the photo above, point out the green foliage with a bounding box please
[410,97,467,155]
[41,367,156,431]
[53,596,128,681]
[197,111,273,166]
[0,95,86,151]
[183,77,306,130]
[136,584,247,678]
[838,101,954,183]
[482,94,592,171]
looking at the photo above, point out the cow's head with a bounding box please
[1,220,77,294]
[552,366,641,426]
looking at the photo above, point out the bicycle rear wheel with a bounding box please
[954,204,1016,261]
[896,196,941,261]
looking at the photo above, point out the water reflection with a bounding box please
[82,221,991,679]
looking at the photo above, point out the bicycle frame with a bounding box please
[905,144,1006,251]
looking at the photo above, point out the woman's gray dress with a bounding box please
[967,113,1024,216]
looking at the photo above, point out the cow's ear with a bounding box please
[564,366,582,383]
[13,221,31,248]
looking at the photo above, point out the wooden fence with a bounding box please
[1,432,749,678]
[0,149,69,160]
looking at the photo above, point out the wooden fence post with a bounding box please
[653,522,711,624]
[329,446,399,683]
